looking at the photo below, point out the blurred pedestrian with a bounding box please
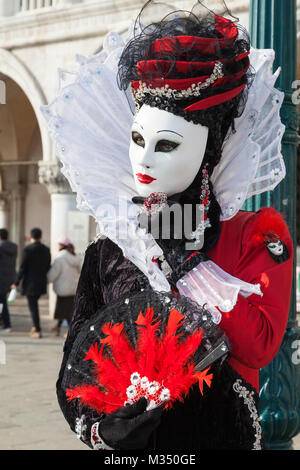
[13,228,51,339]
[47,237,81,337]
[0,229,18,332]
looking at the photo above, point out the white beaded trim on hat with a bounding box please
[131,61,224,106]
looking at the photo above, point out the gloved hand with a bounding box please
[99,397,163,450]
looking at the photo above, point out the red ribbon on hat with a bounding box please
[137,51,249,78]
[132,64,249,92]
[150,15,238,56]
[184,83,246,111]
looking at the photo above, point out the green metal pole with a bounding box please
[248,0,300,450]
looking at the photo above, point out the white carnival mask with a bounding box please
[267,240,284,256]
[129,104,209,198]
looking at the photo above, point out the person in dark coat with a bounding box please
[13,228,51,338]
[0,228,18,331]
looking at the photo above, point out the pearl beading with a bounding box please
[142,192,168,216]
[190,218,212,241]
[131,61,224,105]
[75,415,87,440]
[125,372,170,411]
[232,379,262,450]
[91,422,114,451]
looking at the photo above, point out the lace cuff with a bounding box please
[176,260,263,324]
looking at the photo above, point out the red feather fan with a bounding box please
[66,307,213,414]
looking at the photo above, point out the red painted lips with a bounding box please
[136,173,157,184]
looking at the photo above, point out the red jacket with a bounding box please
[209,208,294,391]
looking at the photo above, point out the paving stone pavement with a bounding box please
[0,296,86,450]
[1,296,299,451]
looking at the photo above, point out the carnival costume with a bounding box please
[42,0,293,450]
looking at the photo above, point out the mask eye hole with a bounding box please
[132,131,145,148]
[155,140,180,153]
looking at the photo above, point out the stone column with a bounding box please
[39,161,77,316]
[10,184,26,254]
[39,161,77,256]
[0,192,10,229]
[0,0,15,16]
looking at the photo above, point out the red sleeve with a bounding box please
[219,209,294,370]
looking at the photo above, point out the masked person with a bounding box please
[42,0,293,450]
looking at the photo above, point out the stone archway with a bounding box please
[0,48,52,162]
[0,49,54,257]
[0,74,51,253]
